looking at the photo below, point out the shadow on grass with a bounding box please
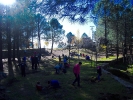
[1,57,133,100]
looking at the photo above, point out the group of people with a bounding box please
[31,53,39,70]
[54,55,70,74]
[36,61,102,93]
[36,80,60,91]
[18,52,41,77]
[18,52,102,92]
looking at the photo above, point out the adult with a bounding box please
[63,55,68,68]
[23,56,26,63]
[38,53,41,61]
[58,55,61,63]
[18,59,27,77]
[30,55,34,69]
[72,62,82,87]
[32,54,39,70]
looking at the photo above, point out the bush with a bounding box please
[107,69,130,80]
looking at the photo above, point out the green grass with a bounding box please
[127,67,133,75]
[98,56,122,61]
[1,58,133,100]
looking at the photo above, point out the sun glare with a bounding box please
[0,0,15,5]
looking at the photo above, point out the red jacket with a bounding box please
[73,64,80,75]
[36,84,42,91]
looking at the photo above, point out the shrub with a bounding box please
[107,69,130,80]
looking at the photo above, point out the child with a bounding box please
[36,81,43,91]
[47,80,61,89]
[97,66,102,81]
[54,63,62,74]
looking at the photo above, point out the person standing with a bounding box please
[30,55,34,69]
[31,53,39,70]
[72,62,82,87]
[23,56,26,63]
[97,66,102,81]
[18,59,27,77]
[33,55,39,70]
[58,55,61,63]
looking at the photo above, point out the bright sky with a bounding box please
[39,19,96,49]
[0,0,96,48]
[0,0,15,5]
[59,19,96,39]
[0,0,96,39]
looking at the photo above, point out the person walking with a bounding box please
[72,62,82,87]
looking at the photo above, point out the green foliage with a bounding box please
[41,0,97,24]
[66,32,74,44]
[50,18,62,29]
[107,69,130,80]
[49,18,65,43]
[81,32,89,38]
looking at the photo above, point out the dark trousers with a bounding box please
[55,68,60,74]
[73,73,80,86]
[32,62,34,69]
[21,69,26,77]
[32,63,38,70]
[35,63,38,70]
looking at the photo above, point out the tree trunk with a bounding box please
[123,17,127,63]
[38,18,41,54]
[51,38,54,54]
[6,11,11,65]
[0,14,3,71]
[116,19,119,63]
[32,29,34,48]
[104,8,108,58]
[13,30,16,61]
[51,29,54,54]
[69,44,70,64]
[17,31,21,63]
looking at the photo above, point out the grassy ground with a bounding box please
[1,57,133,100]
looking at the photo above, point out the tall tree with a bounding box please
[49,18,64,53]
[35,13,47,53]
[41,0,98,24]
[81,33,89,38]
[0,4,4,71]
[6,6,12,65]
[66,32,74,44]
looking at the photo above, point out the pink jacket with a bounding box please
[73,64,80,75]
